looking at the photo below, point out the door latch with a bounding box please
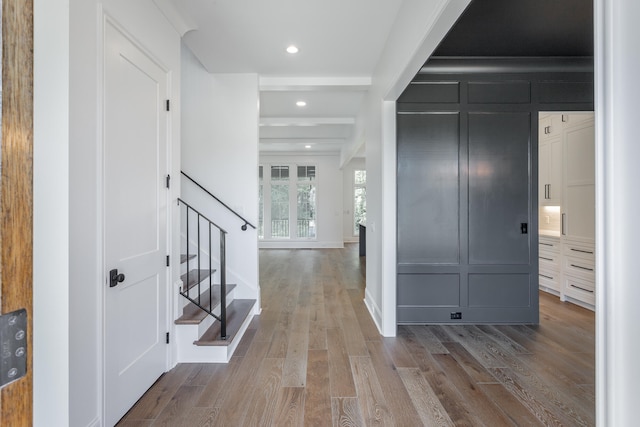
[109,269,125,287]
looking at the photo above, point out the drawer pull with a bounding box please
[539,274,554,280]
[570,264,594,272]
[540,256,554,261]
[571,284,594,293]
[540,242,554,247]
[570,248,594,255]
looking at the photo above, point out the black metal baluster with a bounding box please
[185,205,190,295]
[197,213,201,305]
[209,222,213,314]
[220,230,227,340]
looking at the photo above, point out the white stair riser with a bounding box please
[175,302,255,363]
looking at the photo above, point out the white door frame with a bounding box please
[97,12,173,424]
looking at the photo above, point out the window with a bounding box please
[259,163,318,240]
[258,166,264,238]
[297,166,316,238]
[354,170,366,235]
[270,165,290,238]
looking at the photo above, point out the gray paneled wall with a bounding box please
[396,59,593,323]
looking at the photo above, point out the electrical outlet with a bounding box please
[450,312,462,320]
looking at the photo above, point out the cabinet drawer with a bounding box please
[539,249,560,269]
[564,256,595,280]
[563,274,595,305]
[563,240,595,261]
[539,240,561,253]
[539,270,560,292]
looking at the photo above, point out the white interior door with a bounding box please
[103,21,169,426]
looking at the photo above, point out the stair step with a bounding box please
[175,284,237,325]
[180,254,197,264]
[194,299,255,346]
[181,269,216,292]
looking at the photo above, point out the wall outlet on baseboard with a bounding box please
[450,312,462,320]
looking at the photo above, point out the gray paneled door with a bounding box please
[396,62,593,325]
[397,109,534,323]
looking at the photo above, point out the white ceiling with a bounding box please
[171,0,406,156]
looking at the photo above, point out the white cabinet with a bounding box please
[562,238,595,306]
[539,136,563,205]
[562,118,596,241]
[539,114,561,140]
[538,113,595,309]
[539,235,561,294]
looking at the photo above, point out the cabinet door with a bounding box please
[539,136,562,205]
[539,115,559,140]
[563,119,595,240]
[548,136,563,204]
[539,140,550,202]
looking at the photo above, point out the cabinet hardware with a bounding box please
[570,264,594,272]
[540,242,553,247]
[570,248,593,254]
[561,213,566,235]
[547,184,551,199]
[540,256,554,261]
[539,274,554,280]
[571,284,594,293]
[562,114,568,122]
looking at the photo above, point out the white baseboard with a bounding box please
[259,240,344,249]
[364,288,383,335]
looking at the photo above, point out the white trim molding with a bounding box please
[595,0,640,424]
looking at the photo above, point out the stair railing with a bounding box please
[178,197,227,340]
[181,170,257,231]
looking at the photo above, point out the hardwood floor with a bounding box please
[117,244,595,426]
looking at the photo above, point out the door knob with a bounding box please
[109,269,125,287]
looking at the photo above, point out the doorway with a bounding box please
[103,20,170,425]
[537,112,595,310]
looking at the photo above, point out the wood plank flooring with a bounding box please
[117,244,595,426]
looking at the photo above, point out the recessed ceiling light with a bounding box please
[305,145,312,149]
[296,101,307,107]
[286,45,299,54]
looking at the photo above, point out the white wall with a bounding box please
[181,44,260,302]
[69,1,181,425]
[595,0,640,423]
[33,0,69,425]
[341,0,471,336]
[259,153,344,249]
[342,157,366,242]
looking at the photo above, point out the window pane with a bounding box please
[258,183,264,239]
[297,184,316,238]
[258,165,264,239]
[271,184,289,238]
[297,165,316,181]
[354,187,366,235]
[271,165,289,181]
[354,170,366,185]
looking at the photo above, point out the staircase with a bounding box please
[174,176,258,363]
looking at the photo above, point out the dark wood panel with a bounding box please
[1,0,34,424]
[468,112,531,265]
[397,112,460,265]
[398,81,460,103]
[539,81,594,103]
[468,81,531,103]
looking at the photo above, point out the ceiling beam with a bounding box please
[259,76,371,91]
